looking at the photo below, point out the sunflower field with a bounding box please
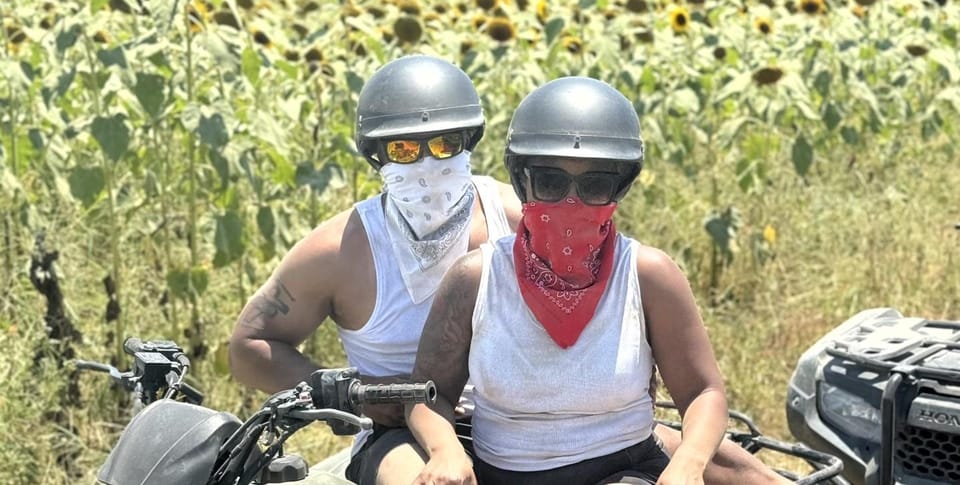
[1,0,959,482]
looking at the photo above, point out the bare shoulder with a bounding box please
[270,206,369,301]
[634,244,681,275]
[633,243,691,295]
[492,179,523,230]
[282,207,357,271]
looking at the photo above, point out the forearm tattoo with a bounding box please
[413,260,477,404]
[241,279,296,328]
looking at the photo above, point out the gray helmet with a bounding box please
[355,55,485,170]
[504,76,644,202]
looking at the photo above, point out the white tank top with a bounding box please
[469,234,655,471]
[337,176,511,451]
[338,176,511,375]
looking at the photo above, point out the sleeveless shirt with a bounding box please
[337,175,512,451]
[469,234,655,471]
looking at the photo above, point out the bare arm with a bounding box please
[639,247,728,476]
[406,251,481,464]
[228,213,345,394]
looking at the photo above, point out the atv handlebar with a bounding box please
[351,381,437,406]
[75,338,204,406]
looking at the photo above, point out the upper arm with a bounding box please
[231,213,348,347]
[411,250,482,405]
[639,247,724,413]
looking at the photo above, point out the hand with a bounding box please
[360,374,410,427]
[656,457,705,485]
[411,450,476,485]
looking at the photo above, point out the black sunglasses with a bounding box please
[525,166,622,206]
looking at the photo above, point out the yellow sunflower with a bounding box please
[340,4,362,17]
[536,0,548,23]
[213,9,240,29]
[712,46,727,60]
[752,66,783,86]
[187,0,209,33]
[851,4,866,18]
[393,16,423,44]
[252,29,271,48]
[397,0,421,16]
[754,16,773,35]
[763,224,777,245]
[93,30,110,43]
[304,46,322,62]
[472,15,488,30]
[636,29,654,44]
[905,45,928,57]
[625,0,648,13]
[380,27,395,44]
[561,35,582,54]
[669,6,690,34]
[284,49,300,62]
[476,0,497,11]
[486,17,516,42]
[798,0,824,15]
[6,25,26,45]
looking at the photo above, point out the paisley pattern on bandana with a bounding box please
[513,199,618,348]
[384,187,474,270]
[381,152,476,303]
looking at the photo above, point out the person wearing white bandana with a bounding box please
[228,56,521,485]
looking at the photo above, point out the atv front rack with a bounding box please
[654,401,843,484]
[825,315,960,484]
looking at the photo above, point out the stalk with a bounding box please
[184,3,202,351]
[155,125,179,334]
[5,82,20,297]
[84,36,125,363]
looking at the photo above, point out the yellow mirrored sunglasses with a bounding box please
[380,132,465,164]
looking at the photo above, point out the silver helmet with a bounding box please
[504,76,644,202]
[355,55,485,170]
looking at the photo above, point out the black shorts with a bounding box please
[344,421,474,485]
[474,434,669,485]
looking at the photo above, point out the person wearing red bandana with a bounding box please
[405,77,730,485]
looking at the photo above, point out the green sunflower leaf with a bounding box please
[213,210,246,268]
[90,114,131,162]
[791,135,813,177]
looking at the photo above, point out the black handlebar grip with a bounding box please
[353,381,437,406]
[179,381,205,405]
[123,337,144,356]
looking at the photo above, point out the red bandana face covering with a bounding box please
[513,198,618,348]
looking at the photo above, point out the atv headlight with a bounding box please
[818,382,881,442]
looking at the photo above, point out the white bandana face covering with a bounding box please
[380,152,475,303]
